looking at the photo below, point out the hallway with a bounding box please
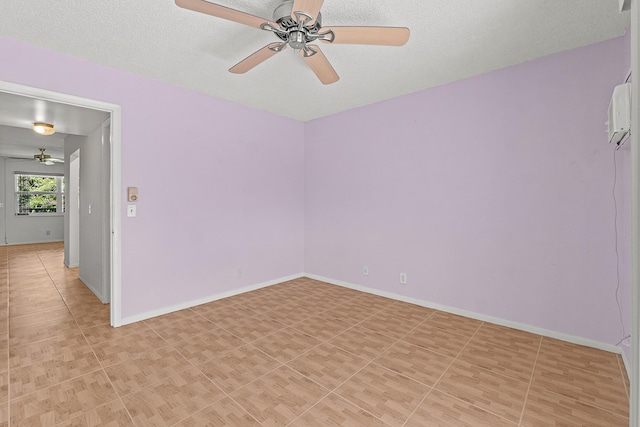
[2,242,115,425]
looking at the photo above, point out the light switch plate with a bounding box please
[127,205,137,217]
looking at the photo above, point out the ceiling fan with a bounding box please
[175,0,410,84]
[34,148,64,166]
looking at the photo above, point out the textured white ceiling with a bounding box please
[0,126,66,160]
[0,91,109,159]
[0,0,630,121]
[0,91,110,136]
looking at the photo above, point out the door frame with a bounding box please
[100,119,112,304]
[0,80,122,327]
[67,148,80,268]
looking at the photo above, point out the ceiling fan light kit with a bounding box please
[32,122,55,135]
[175,0,409,84]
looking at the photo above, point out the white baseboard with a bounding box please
[621,348,631,380]
[305,273,626,357]
[1,239,64,246]
[120,272,305,326]
[78,274,108,304]
[119,270,630,376]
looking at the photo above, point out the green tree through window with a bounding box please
[15,173,64,214]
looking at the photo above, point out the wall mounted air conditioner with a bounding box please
[608,83,631,145]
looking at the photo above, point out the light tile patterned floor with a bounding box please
[0,243,630,426]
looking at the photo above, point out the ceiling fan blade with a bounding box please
[291,0,324,24]
[175,0,271,29]
[299,45,339,85]
[320,26,410,46]
[229,43,287,74]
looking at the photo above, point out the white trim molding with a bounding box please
[1,239,64,246]
[305,273,628,357]
[120,273,305,325]
[122,269,630,376]
[78,274,108,304]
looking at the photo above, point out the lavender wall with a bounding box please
[304,35,630,345]
[0,36,305,319]
[0,32,632,346]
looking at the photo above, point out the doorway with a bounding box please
[0,80,122,326]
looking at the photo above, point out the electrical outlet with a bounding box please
[237,268,243,279]
[363,266,369,276]
[45,230,51,236]
[400,273,407,284]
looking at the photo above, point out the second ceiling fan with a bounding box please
[175,0,410,84]
[34,148,64,166]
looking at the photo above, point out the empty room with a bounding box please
[0,0,638,426]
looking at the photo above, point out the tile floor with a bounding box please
[0,243,631,426]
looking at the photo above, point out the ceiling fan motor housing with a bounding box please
[273,0,322,47]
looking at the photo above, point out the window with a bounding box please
[15,173,65,215]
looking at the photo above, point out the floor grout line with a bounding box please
[401,322,485,426]
[517,335,543,426]
[284,307,439,426]
[218,294,403,426]
[617,353,631,401]
[2,245,631,426]
[39,247,138,427]
[6,250,53,420]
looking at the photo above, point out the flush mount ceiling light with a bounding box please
[32,122,55,136]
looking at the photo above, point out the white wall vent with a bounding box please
[608,83,631,145]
